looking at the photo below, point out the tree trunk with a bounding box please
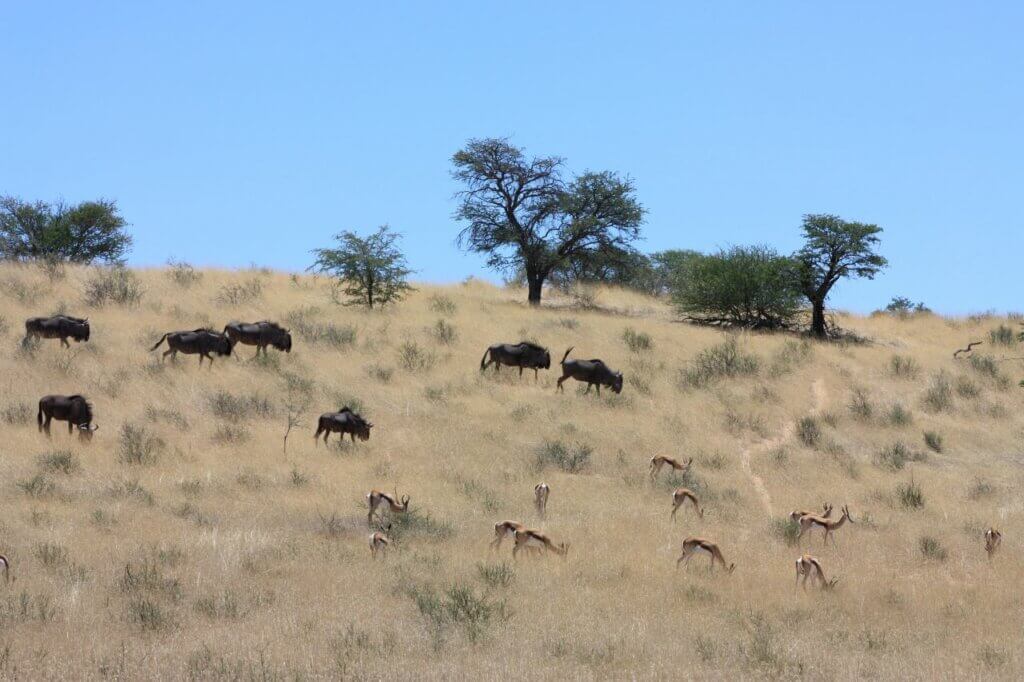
[810,299,827,338]
[527,275,544,306]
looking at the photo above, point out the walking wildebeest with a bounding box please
[480,342,551,380]
[314,407,373,445]
[150,329,234,366]
[555,347,623,395]
[24,315,90,348]
[223,321,292,357]
[38,394,98,441]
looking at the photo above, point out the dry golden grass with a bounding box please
[0,262,1022,679]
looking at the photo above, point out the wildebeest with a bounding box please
[223,321,292,357]
[314,407,373,445]
[150,329,234,366]
[555,347,623,395]
[24,315,90,348]
[38,394,98,441]
[480,342,551,380]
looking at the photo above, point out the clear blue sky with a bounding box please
[2,2,1021,313]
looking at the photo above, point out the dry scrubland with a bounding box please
[1,262,1023,680]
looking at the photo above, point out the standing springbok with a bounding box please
[534,483,550,518]
[491,520,526,551]
[789,503,832,524]
[795,554,838,590]
[985,528,1002,562]
[369,531,392,559]
[0,555,8,583]
[677,537,735,574]
[671,488,704,521]
[366,490,410,527]
[649,456,692,483]
[798,505,854,546]
[512,529,569,559]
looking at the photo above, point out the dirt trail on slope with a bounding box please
[740,378,828,517]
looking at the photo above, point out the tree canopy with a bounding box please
[0,196,132,264]
[309,226,414,308]
[452,138,644,305]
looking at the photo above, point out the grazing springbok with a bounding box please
[795,554,838,591]
[985,528,1002,562]
[0,555,9,583]
[38,395,98,441]
[677,537,735,574]
[671,488,704,520]
[649,456,692,483]
[366,490,410,527]
[491,521,527,551]
[512,528,569,560]
[789,503,832,524]
[798,505,854,546]
[369,529,392,559]
[534,483,550,518]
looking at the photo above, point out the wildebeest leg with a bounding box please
[162,349,174,363]
[584,383,591,394]
[43,416,52,437]
[254,346,262,359]
[68,421,74,435]
[350,432,356,443]
[61,336,70,349]
[596,384,601,395]
[518,367,523,378]
[556,375,566,392]
[534,368,539,381]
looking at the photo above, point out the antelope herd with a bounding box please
[8,318,1010,591]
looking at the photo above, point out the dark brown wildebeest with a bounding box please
[38,394,98,441]
[150,329,234,366]
[555,347,623,395]
[24,315,90,348]
[314,407,373,445]
[480,342,551,380]
[223,321,292,357]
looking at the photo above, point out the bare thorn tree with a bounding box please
[282,371,313,455]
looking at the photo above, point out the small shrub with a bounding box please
[922,372,953,413]
[889,355,920,379]
[386,507,455,542]
[967,478,995,500]
[1,402,31,425]
[954,375,980,398]
[368,364,394,383]
[284,308,357,347]
[212,424,249,444]
[17,473,55,497]
[876,442,926,470]
[431,319,458,345]
[623,327,653,352]
[83,266,143,307]
[475,562,514,589]
[886,403,913,426]
[194,591,242,620]
[166,260,202,288]
[34,542,69,568]
[318,511,344,538]
[215,278,263,305]
[290,467,310,487]
[679,336,759,389]
[968,355,1005,383]
[406,582,508,644]
[535,440,592,473]
[923,431,944,453]
[119,423,164,465]
[398,341,435,372]
[39,450,79,475]
[235,469,263,490]
[897,479,925,509]
[208,391,273,422]
[428,294,456,316]
[771,518,800,546]
[919,535,947,561]
[848,389,874,420]
[796,416,821,448]
[128,598,171,631]
[989,324,1017,346]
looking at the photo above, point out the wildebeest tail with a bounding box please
[149,333,170,351]
[37,402,43,430]
[560,346,574,364]
[479,347,491,370]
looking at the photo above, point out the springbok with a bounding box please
[789,503,832,524]
[534,483,550,518]
[491,520,526,551]
[649,456,692,483]
[798,505,854,546]
[677,537,735,574]
[985,528,1002,562]
[671,488,704,520]
[0,555,8,583]
[795,554,838,590]
[366,490,410,527]
[512,529,569,560]
[369,532,392,559]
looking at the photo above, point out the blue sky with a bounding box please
[2,2,1021,313]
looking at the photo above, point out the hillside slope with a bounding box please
[1,263,1022,679]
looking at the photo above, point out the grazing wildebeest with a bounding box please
[555,347,623,395]
[223,321,292,357]
[314,407,372,445]
[480,342,551,380]
[24,315,90,348]
[38,394,98,441]
[150,329,234,366]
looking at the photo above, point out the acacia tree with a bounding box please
[796,214,887,338]
[452,138,645,305]
[309,225,414,308]
[0,196,132,263]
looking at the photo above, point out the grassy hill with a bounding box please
[0,262,1022,679]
